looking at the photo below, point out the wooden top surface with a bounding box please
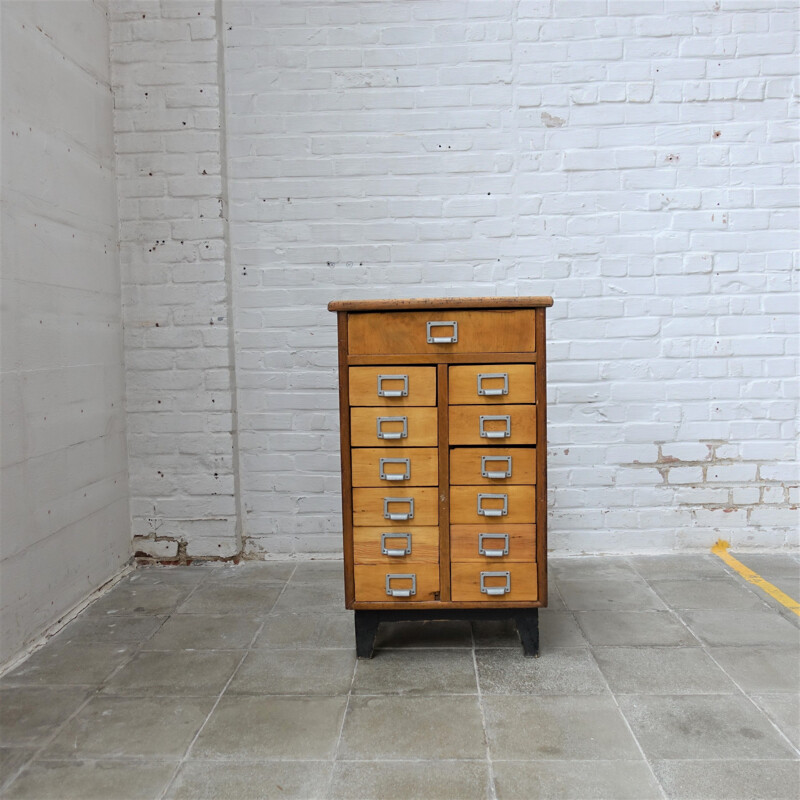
[328,296,554,312]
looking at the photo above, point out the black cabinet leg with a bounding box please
[515,610,539,658]
[354,611,379,659]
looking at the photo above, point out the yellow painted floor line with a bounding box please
[712,539,800,617]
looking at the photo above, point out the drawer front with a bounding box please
[449,364,536,405]
[349,366,437,407]
[449,485,535,525]
[450,561,538,602]
[352,487,439,526]
[450,447,537,486]
[450,524,536,563]
[448,405,536,446]
[355,563,439,602]
[351,407,438,447]
[351,448,438,488]
[348,309,536,355]
[353,526,439,564]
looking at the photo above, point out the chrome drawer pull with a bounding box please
[381,532,412,557]
[477,372,509,396]
[380,457,411,481]
[426,320,458,344]
[481,455,512,479]
[384,497,414,521]
[376,416,408,440]
[477,493,508,517]
[480,415,511,439]
[386,573,416,597]
[479,533,509,557]
[377,374,408,398]
[481,571,511,596]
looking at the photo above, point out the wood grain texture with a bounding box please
[448,364,536,405]
[347,353,539,366]
[352,487,439,526]
[450,561,538,602]
[354,563,440,602]
[350,406,438,447]
[329,296,554,312]
[450,524,536,563]
[353,526,439,564]
[437,363,451,602]
[351,447,438,488]
[449,447,537,486]
[348,366,437,407]
[449,485,536,525]
[448,404,537,446]
[337,312,355,608]
[535,307,548,608]
[348,309,536,355]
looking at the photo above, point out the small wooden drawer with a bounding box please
[450,561,538,602]
[350,407,438,447]
[353,526,439,564]
[352,487,439,527]
[450,447,536,486]
[355,563,439,602]
[349,366,437,407]
[449,485,535,525]
[351,448,438,488]
[448,405,536,446]
[348,309,536,355]
[449,364,535,405]
[450,524,535,563]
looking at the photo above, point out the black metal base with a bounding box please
[354,608,539,658]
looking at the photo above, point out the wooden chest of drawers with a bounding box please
[328,297,553,656]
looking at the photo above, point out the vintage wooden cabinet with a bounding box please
[328,297,553,656]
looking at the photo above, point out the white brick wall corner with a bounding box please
[112,0,799,558]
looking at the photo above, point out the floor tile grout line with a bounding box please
[324,638,360,800]
[158,567,298,800]
[471,623,497,800]
[583,567,670,800]
[0,571,200,796]
[659,596,800,759]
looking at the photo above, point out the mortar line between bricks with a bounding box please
[158,565,296,799]
[471,623,497,800]
[635,559,800,761]
[0,570,200,796]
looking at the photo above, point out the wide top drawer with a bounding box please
[347,310,536,356]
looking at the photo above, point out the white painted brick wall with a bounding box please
[115,0,799,559]
[111,0,240,559]
[1,0,130,663]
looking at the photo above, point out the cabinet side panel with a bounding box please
[535,307,548,606]
[337,312,355,607]
[438,363,451,601]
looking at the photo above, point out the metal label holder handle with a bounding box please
[477,372,509,396]
[386,573,416,597]
[376,416,408,440]
[479,533,509,557]
[481,455,512,479]
[479,415,511,439]
[380,457,411,481]
[426,320,458,344]
[480,571,511,596]
[384,496,414,521]
[377,374,408,398]
[477,493,508,517]
[381,532,412,557]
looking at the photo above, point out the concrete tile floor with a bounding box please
[0,554,798,800]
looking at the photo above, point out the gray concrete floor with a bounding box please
[1,554,798,800]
